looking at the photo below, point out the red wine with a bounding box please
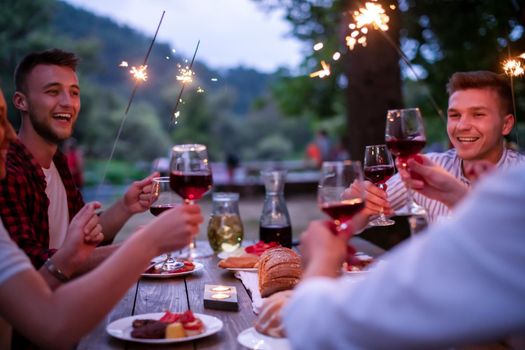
[321,199,365,223]
[364,165,395,184]
[259,224,292,248]
[170,171,212,201]
[386,139,426,158]
[150,204,175,216]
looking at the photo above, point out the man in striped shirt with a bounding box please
[365,71,524,223]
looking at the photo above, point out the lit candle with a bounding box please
[211,293,230,300]
[211,286,231,292]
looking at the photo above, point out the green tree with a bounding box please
[254,0,403,159]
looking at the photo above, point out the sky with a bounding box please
[63,0,305,73]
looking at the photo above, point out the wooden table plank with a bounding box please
[185,254,257,350]
[125,274,193,350]
[77,284,138,350]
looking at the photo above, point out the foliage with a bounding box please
[254,0,525,150]
[0,0,320,185]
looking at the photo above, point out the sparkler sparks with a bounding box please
[503,58,525,77]
[171,40,201,124]
[346,1,390,50]
[130,65,148,81]
[176,65,194,83]
[309,60,331,79]
[97,11,165,195]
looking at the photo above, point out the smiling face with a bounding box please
[14,64,80,144]
[0,90,17,179]
[447,88,514,164]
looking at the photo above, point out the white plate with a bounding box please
[217,247,245,260]
[106,312,223,344]
[142,262,204,278]
[237,327,291,350]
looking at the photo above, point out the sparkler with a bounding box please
[130,65,148,81]
[171,40,200,125]
[503,58,524,77]
[309,60,331,78]
[347,1,445,121]
[346,1,389,50]
[97,11,165,194]
[501,51,525,149]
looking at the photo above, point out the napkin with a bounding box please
[235,271,264,314]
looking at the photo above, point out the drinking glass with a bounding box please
[150,177,183,270]
[170,144,213,258]
[318,161,366,232]
[364,145,395,226]
[385,108,427,216]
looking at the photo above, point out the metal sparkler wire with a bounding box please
[380,32,446,122]
[171,40,201,125]
[96,11,166,196]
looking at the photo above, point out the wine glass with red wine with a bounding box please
[364,145,395,226]
[170,144,213,258]
[385,108,427,216]
[150,177,183,270]
[318,161,366,231]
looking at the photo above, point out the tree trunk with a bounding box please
[342,2,403,160]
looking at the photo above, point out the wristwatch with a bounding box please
[44,258,70,282]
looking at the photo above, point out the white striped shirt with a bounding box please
[386,147,524,223]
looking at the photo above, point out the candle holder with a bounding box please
[203,284,238,311]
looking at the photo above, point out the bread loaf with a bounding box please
[258,247,302,298]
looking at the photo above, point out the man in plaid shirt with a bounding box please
[0,49,157,281]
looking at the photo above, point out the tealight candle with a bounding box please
[211,293,230,300]
[204,284,239,311]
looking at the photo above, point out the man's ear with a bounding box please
[12,92,28,112]
[502,114,515,136]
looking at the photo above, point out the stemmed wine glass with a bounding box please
[318,161,366,232]
[170,144,213,258]
[364,145,395,226]
[150,177,183,271]
[385,108,427,216]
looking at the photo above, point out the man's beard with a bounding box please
[29,112,72,144]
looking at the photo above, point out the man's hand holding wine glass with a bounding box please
[299,220,354,279]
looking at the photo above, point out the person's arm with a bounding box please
[0,204,203,350]
[283,165,525,349]
[98,172,159,242]
[398,155,469,208]
[37,202,103,289]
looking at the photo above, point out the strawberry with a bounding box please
[179,310,196,324]
[159,311,180,323]
[244,241,281,256]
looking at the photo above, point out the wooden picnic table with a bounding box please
[77,238,384,349]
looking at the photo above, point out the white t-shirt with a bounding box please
[0,219,32,285]
[284,164,525,349]
[42,162,69,249]
[387,147,524,223]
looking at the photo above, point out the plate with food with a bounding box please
[106,310,223,344]
[142,260,203,278]
[343,253,376,275]
[218,253,259,272]
[237,327,291,350]
[217,241,281,260]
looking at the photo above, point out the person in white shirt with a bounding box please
[364,71,524,223]
[0,88,204,350]
[257,159,525,349]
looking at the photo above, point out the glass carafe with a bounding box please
[259,170,292,247]
[207,192,244,253]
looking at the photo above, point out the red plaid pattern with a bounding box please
[0,139,84,268]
